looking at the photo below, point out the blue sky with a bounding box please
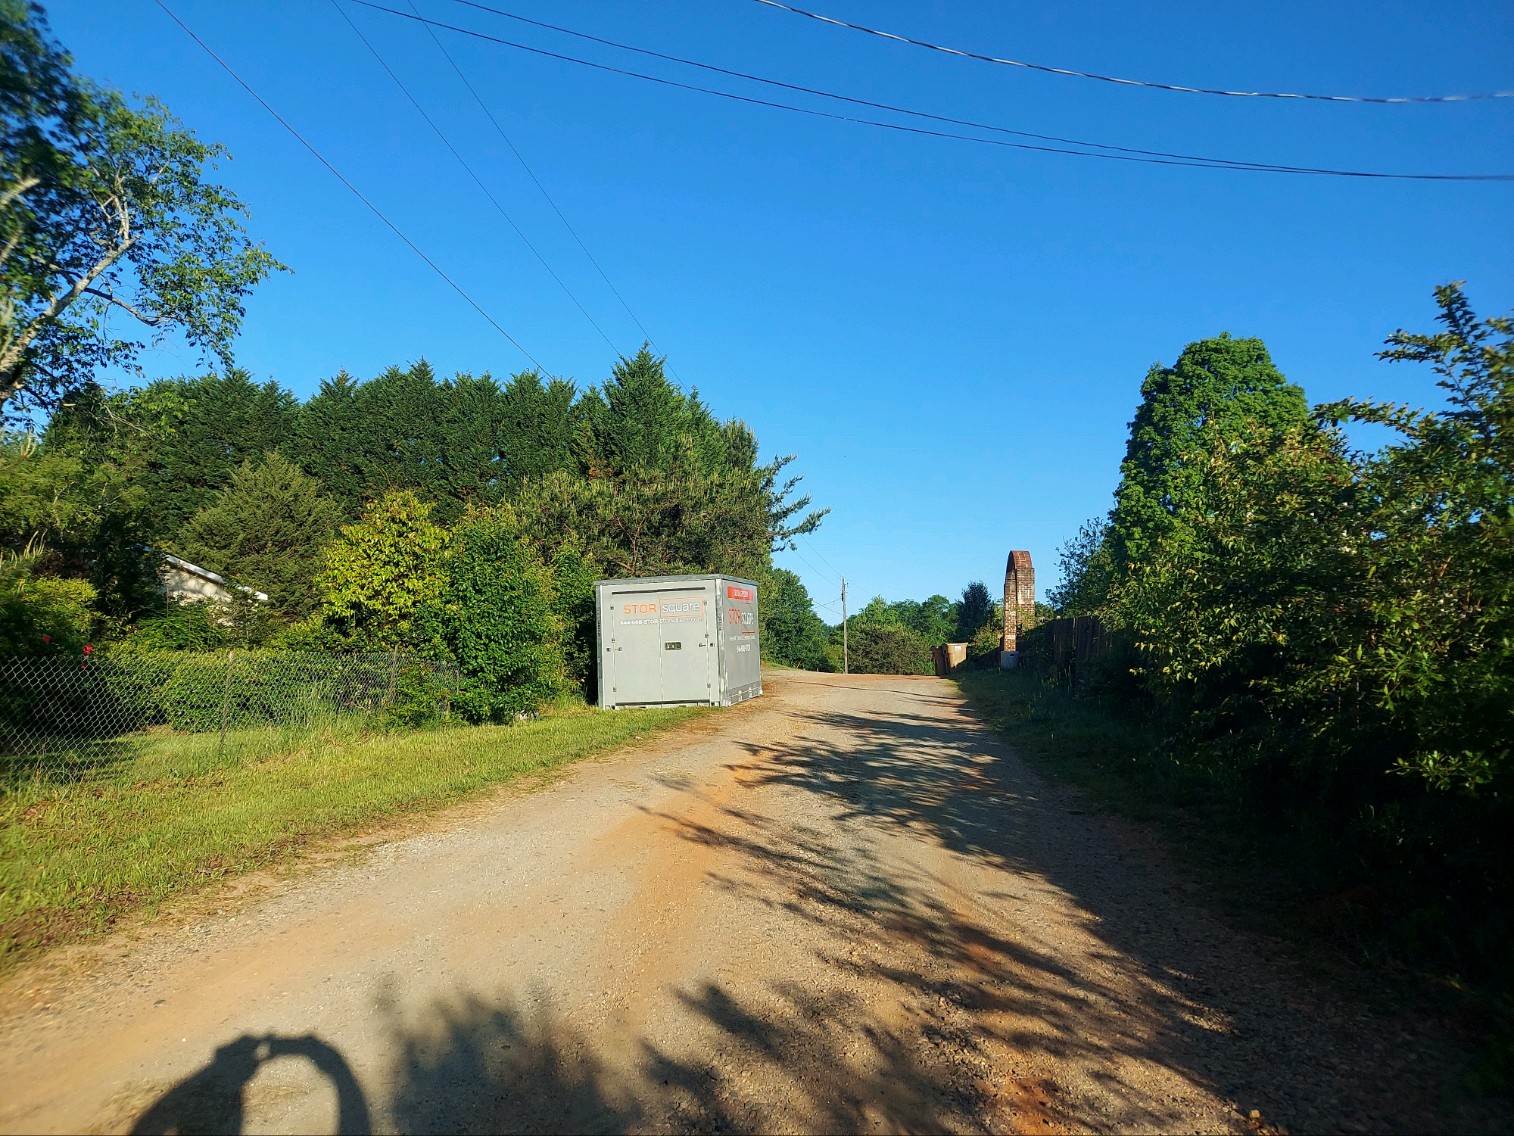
[44,0,1514,618]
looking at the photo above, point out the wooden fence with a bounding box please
[1017,615,1117,690]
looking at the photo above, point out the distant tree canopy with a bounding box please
[762,568,830,671]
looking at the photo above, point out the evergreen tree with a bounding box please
[291,370,364,511]
[577,347,693,475]
[431,372,510,522]
[499,371,577,483]
[954,581,994,641]
[175,451,341,620]
[348,360,446,500]
[44,369,296,545]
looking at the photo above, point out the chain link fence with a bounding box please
[0,649,457,790]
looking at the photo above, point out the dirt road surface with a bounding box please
[0,673,1494,1134]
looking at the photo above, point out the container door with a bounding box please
[653,588,715,703]
[609,596,665,705]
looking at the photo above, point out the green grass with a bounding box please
[954,667,1174,814]
[0,703,705,970]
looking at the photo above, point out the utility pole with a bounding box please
[841,577,849,675]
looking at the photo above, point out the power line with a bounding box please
[748,0,1514,105]
[406,0,679,378]
[153,0,543,369]
[444,0,1320,174]
[786,543,840,588]
[351,1,1514,182]
[801,535,844,580]
[332,0,621,356]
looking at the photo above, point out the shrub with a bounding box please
[848,624,933,676]
[547,546,597,699]
[0,562,96,655]
[123,600,230,651]
[418,508,566,723]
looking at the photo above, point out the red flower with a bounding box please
[82,644,93,655]
[41,634,51,643]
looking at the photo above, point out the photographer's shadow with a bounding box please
[130,1033,369,1136]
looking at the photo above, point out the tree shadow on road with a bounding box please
[655,698,1503,1134]
[370,980,1005,1134]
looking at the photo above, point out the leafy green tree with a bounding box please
[954,581,994,641]
[910,594,957,644]
[0,1,284,418]
[0,425,155,619]
[1114,419,1356,736]
[316,490,448,649]
[1048,518,1116,617]
[851,595,898,629]
[1108,334,1308,575]
[1320,283,1513,793]
[418,507,564,722]
[763,568,830,669]
[175,451,342,621]
[0,430,98,552]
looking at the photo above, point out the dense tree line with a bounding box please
[1048,284,1512,994]
[0,347,832,713]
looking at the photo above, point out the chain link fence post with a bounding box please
[218,648,235,760]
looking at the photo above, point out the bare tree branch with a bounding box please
[81,285,160,326]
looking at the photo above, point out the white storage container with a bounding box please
[595,574,761,709]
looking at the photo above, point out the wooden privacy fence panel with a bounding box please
[1018,615,1114,689]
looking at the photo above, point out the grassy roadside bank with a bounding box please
[0,704,705,971]
[955,666,1512,1095]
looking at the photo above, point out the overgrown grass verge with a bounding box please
[955,666,1514,1095]
[0,703,705,971]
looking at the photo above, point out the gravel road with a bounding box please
[0,672,1497,1134]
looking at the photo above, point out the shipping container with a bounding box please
[595,574,761,709]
